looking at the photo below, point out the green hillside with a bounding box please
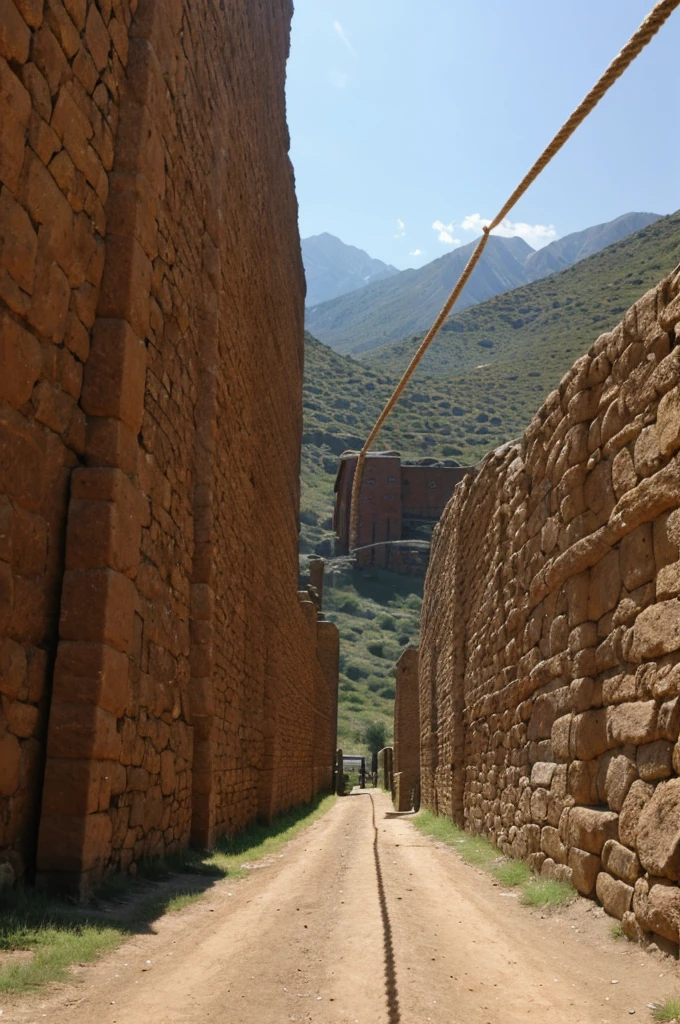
[365,211,680,382]
[301,211,680,753]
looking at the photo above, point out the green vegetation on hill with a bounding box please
[366,211,680,383]
[315,570,422,754]
[300,212,680,749]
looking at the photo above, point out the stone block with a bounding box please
[0,731,21,796]
[568,847,600,895]
[46,701,121,761]
[551,714,571,762]
[602,672,636,705]
[567,806,618,854]
[0,58,31,193]
[606,701,658,746]
[85,417,139,475]
[540,857,573,885]
[570,708,610,760]
[596,872,633,919]
[658,386,680,456]
[658,696,680,741]
[0,188,38,294]
[604,754,637,812]
[619,779,654,848]
[657,561,680,600]
[637,778,680,880]
[621,910,647,943]
[60,569,135,653]
[634,877,680,943]
[40,758,110,817]
[530,761,556,788]
[81,319,147,432]
[587,548,620,621]
[620,523,655,591]
[0,638,27,699]
[52,641,129,718]
[97,236,152,340]
[5,700,39,737]
[568,760,598,804]
[634,425,662,477]
[37,809,112,873]
[530,787,549,822]
[66,497,141,578]
[637,740,673,781]
[631,600,680,660]
[85,4,110,70]
[612,447,637,499]
[601,839,640,885]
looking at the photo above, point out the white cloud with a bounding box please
[333,20,357,57]
[462,213,557,249]
[409,248,425,256]
[432,220,461,245]
[394,218,406,238]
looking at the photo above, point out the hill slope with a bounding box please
[305,235,534,355]
[523,212,660,282]
[302,233,398,306]
[305,212,663,355]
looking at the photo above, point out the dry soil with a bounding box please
[4,790,680,1023]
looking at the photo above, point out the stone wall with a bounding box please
[0,0,338,890]
[393,647,419,811]
[421,269,680,944]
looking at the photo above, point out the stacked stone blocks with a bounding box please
[420,268,680,945]
[393,647,419,811]
[0,0,338,891]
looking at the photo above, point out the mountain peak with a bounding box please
[305,213,665,355]
[302,234,399,306]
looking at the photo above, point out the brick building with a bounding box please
[333,451,470,573]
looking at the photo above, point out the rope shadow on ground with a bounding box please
[367,791,401,1024]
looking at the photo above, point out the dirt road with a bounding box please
[6,790,680,1023]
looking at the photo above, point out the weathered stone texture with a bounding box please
[1,0,338,888]
[420,271,680,942]
[393,647,419,810]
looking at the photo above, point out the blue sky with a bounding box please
[286,0,680,270]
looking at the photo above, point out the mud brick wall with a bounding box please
[0,0,338,889]
[393,647,419,811]
[421,269,680,946]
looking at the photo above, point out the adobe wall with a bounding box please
[393,646,419,811]
[421,269,680,943]
[0,0,338,889]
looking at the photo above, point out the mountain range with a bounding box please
[304,212,661,355]
[300,210,679,755]
[302,232,398,306]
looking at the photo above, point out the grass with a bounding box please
[0,888,122,995]
[492,859,532,887]
[300,557,421,754]
[520,878,576,909]
[412,810,576,909]
[610,922,625,940]
[0,793,337,995]
[651,997,680,1022]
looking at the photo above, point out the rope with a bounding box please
[348,0,680,552]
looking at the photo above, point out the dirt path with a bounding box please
[5,791,680,1024]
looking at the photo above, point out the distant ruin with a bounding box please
[0,0,338,891]
[420,270,680,944]
[333,451,469,574]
